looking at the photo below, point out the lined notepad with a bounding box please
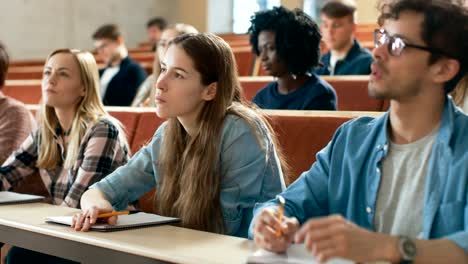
[0,191,44,205]
[46,212,180,232]
[247,244,355,264]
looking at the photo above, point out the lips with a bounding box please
[370,63,384,81]
[44,88,58,94]
[155,95,166,104]
[261,63,271,71]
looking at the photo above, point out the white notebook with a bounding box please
[0,191,44,205]
[246,244,355,264]
[45,212,180,232]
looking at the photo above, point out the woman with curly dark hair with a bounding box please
[248,6,337,110]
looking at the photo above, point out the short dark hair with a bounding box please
[0,42,9,87]
[379,0,468,93]
[321,0,356,21]
[147,17,167,30]
[248,6,322,76]
[92,24,121,41]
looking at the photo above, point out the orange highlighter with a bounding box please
[275,195,286,237]
[97,211,130,219]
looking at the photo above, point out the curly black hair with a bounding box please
[248,6,322,76]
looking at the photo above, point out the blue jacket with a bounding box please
[99,57,147,106]
[92,115,285,238]
[252,74,337,110]
[315,39,373,75]
[250,97,468,252]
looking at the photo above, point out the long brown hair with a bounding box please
[155,33,287,233]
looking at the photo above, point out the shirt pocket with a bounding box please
[432,201,465,237]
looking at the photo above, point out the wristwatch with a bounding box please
[398,236,417,264]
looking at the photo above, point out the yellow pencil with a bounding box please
[97,211,130,218]
[275,195,285,237]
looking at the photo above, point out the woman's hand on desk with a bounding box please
[253,207,300,253]
[71,205,115,232]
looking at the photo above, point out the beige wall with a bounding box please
[356,0,380,24]
[173,0,208,32]
[281,0,304,10]
[0,0,175,60]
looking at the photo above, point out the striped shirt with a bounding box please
[0,118,129,208]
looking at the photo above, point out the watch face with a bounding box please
[402,239,417,259]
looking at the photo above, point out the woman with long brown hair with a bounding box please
[73,33,286,238]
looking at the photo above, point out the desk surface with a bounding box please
[0,203,255,264]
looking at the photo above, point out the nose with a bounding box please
[155,72,167,92]
[259,49,268,62]
[372,41,389,62]
[46,71,57,85]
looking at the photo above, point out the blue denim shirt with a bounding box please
[250,97,468,252]
[92,114,286,238]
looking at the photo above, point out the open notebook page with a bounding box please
[247,244,355,264]
[46,212,180,232]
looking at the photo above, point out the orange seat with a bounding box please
[130,110,165,154]
[3,80,42,104]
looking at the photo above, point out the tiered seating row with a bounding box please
[5,76,389,112]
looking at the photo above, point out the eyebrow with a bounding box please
[160,62,189,74]
[44,66,71,71]
[383,29,419,45]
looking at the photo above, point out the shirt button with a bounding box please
[376,168,380,174]
[376,145,382,150]
[366,206,372,214]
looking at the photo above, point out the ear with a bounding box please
[202,82,217,101]
[80,86,86,97]
[116,36,124,45]
[430,58,460,85]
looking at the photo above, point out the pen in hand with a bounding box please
[275,195,286,237]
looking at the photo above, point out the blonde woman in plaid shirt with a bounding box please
[2,48,131,264]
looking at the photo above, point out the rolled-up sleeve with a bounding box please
[91,124,165,211]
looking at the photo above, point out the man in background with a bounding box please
[146,17,167,51]
[315,0,373,75]
[92,24,147,106]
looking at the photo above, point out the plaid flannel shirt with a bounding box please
[0,118,129,208]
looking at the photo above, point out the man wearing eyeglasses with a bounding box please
[92,24,147,106]
[250,0,468,263]
[315,0,373,75]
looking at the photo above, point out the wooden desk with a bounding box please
[0,203,255,264]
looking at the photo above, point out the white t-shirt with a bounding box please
[374,126,439,238]
[329,53,346,75]
[100,66,120,98]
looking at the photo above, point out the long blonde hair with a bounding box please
[37,49,127,169]
[155,33,287,234]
